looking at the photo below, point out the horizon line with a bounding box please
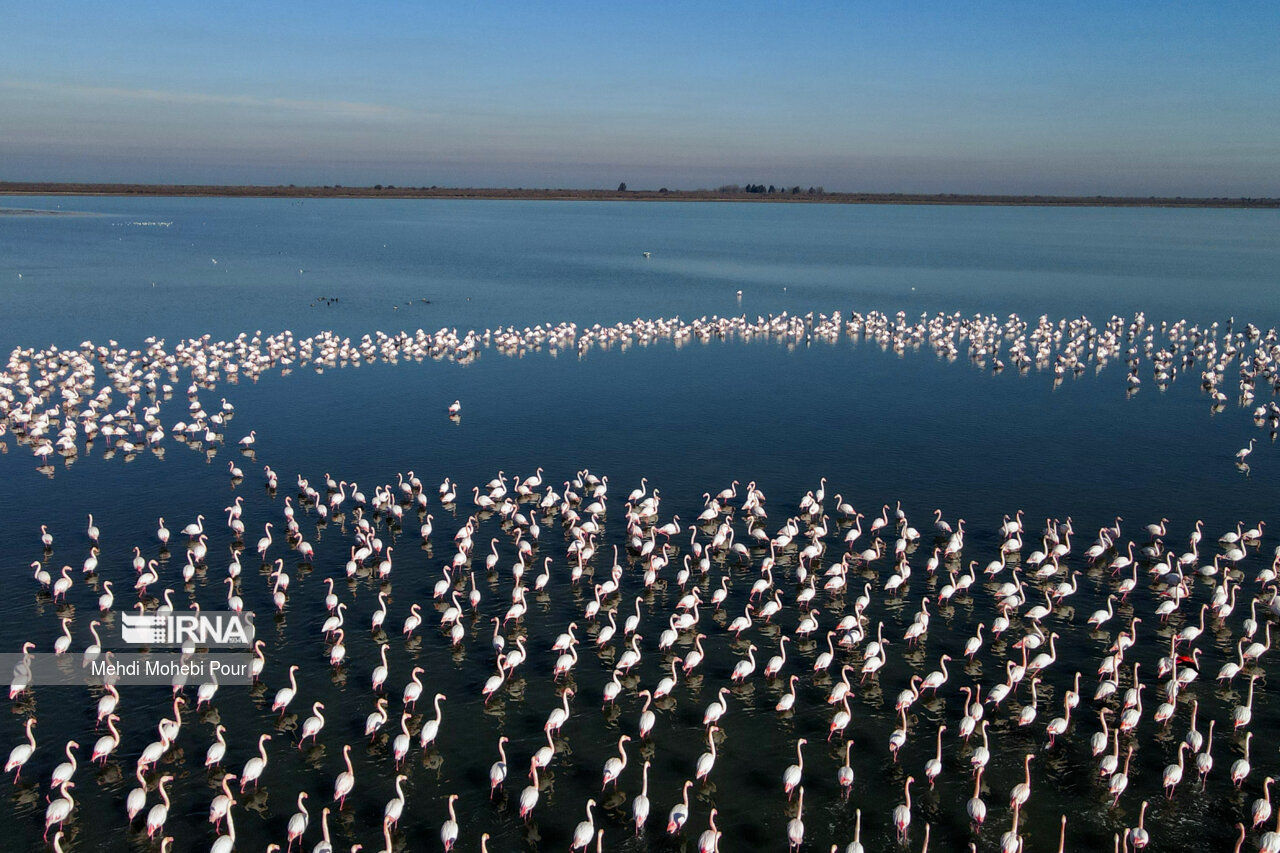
[1,181,1277,209]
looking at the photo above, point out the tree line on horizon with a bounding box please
[615,182,825,195]
[717,184,825,195]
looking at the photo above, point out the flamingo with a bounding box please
[783,738,807,797]
[48,740,78,790]
[6,718,36,779]
[1046,697,1072,747]
[145,774,174,837]
[1198,719,1217,788]
[126,764,148,821]
[520,760,541,820]
[829,694,852,741]
[1163,743,1189,798]
[482,655,508,704]
[311,807,332,853]
[489,736,509,796]
[385,774,407,829]
[44,780,75,840]
[546,688,573,734]
[329,628,346,667]
[91,714,120,764]
[1010,753,1034,808]
[300,702,326,748]
[1234,674,1259,729]
[636,689,657,739]
[571,798,597,850]
[52,565,73,601]
[420,693,447,748]
[1231,731,1253,787]
[696,726,720,781]
[703,687,730,727]
[403,666,425,708]
[364,697,389,739]
[211,801,238,853]
[206,724,228,766]
[667,779,693,833]
[633,759,651,834]
[1001,804,1022,853]
[441,793,459,851]
[894,776,914,842]
[240,734,271,791]
[602,734,631,789]
[925,725,946,786]
[370,644,391,693]
[731,643,758,682]
[1129,800,1150,848]
[1111,745,1135,805]
[334,744,356,807]
[1255,778,1275,829]
[968,768,987,827]
[209,773,237,829]
[273,664,300,714]
[287,792,310,849]
[787,787,805,851]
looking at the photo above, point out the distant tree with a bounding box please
[658,187,668,193]
[718,184,741,193]
[374,184,383,190]
[617,182,627,192]
[791,186,801,194]
[807,187,815,195]
[768,185,776,194]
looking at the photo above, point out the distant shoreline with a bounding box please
[0,207,91,216]
[1,181,1276,208]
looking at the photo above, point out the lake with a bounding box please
[1,197,1277,852]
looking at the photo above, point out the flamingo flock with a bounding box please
[8,450,1280,850]
[2,310,1276,475]
[2,307,1280,851]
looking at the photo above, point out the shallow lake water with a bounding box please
[1,198,1278,851]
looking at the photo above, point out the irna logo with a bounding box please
[120,612,254,647]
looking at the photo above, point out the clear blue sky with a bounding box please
[2,2,1277,195]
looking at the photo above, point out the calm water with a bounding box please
[3,197,1278,352]
[1,198,1278,852]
